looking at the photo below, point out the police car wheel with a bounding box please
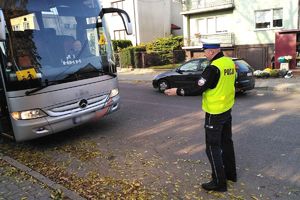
[158,79,170,93]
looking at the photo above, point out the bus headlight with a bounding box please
[109,88,119,98]
[11,109,47,120]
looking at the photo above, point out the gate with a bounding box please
[236,46,269,70]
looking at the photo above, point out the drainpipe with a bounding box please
[298,0,300,29]
[187,15,190,46]
[133,0,138,45]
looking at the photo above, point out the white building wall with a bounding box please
[137,0,171,43]
[233,0,298,45]
[171,0,183,35]
[103,0,138,45]
[182,15,189,38]
[184,0,299,46]
[104,0,183,45]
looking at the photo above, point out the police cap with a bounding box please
[201,38,221,50]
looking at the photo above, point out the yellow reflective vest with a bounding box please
[202,57,236,114]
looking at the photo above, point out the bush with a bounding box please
[118,36,184,68]
[146,36,183,52]
[145,36,184,64]
[112,40,133,52]
[119,46,146,68]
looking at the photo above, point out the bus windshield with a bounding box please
[0,0,114,92]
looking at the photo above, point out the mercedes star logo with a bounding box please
[79,99,88,108]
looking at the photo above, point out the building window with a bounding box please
[216,16,228,33]
[197,0,205,8]
[112,0,123,9]
[207,18,215,34]
[255,8,283,29]
[273,8,283,27]
[13,25,20,31]
[64,24,71,29]
[114,30,126,40]
[23,22,30,30]
[111,0,124,15]
[197,15,229,35]
[197,19,206,34]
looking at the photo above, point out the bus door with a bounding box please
[0,76,13,139]
[0,34,13,139]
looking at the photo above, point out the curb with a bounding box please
[117,68,167,74]
[255,86,300,93]
[0,154,86,200]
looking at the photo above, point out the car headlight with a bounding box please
[109,88,119,98]
[11,109,47,120]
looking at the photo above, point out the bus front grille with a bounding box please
[45,94,109,117]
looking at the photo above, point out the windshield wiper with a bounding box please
[74,63,117,78]
[25,80,57,96]
[63,65,117,80]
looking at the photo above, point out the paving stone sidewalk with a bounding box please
[0,153,85,200]
[0,158,54,200]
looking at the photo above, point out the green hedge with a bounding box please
[146,36,183,52]
[119,46,146,68]
[112,40,133,52]
[119,36,184,68]
[145,36,183,65]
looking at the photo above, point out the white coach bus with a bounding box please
[0,0,132,141]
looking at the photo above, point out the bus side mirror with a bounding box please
[0,9,6,41]
[99,8,132,35]
[117,11,132,35]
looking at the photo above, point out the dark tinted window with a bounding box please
[234,59,251,72]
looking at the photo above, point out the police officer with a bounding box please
[164,40,237,192]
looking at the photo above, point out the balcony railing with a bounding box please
[182,0,234,14]
[184,32,234,48]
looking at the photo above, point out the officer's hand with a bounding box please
[164,88,178,96]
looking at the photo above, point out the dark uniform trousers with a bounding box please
[205,109,236,184]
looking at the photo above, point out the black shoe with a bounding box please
[201,180,227,192]
[227,176,237,182]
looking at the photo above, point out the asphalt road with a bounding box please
[0,82,299,199]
